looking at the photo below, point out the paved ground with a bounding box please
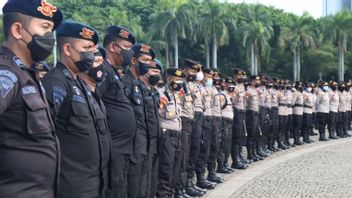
[205,133,352,198]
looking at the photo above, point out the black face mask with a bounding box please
[137,61,150,76]
[274,85,280,90]
[237,78,244,83]
[72,48,95,72]
[228,87,235,92]
[186,74,196,82]
[23,28,55,62]
[213,79,221,86]
[266,85,272,89]
[87,64,105,82]
[170,81,183,91]
[115,43,134,66]
[254,83,260,88]
[331,86,337,91]
[148,74,161,86]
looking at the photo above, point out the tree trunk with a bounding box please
[165,42,170,68]
[297,46,301,81]
[338,40,345,82]
[206,43,210,68]
[254,39,259,75]
[174,32,179,68]
[251,42,255,75]
[212,31,218,68]
[293,48,297,81]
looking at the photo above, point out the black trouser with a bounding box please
[328,112,338,136]
[317,112,329,136]
[246,110,259,151]
[313,112,318,130]
[286,114,293,142]
[137,152,158,198]
[107,153,130,198]
[271,107,279,147]
[157,130,182,198]
[278,115,288,144]
[217,118,233,165]
[302,113,312,140]
[176,117,193,189]
[347,111,351,130]
[292,114,303,142]
[187,112,204,179]
[128,155,145,198]
[259,107,271,148]
[232,109,245,156]
[337,112,347,136]
[195,116,212,175]
[208,116,222,173]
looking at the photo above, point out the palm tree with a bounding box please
[321,10,352,82]
[239,4,273,75]
[149,0,194,68]
[279,13,316,81]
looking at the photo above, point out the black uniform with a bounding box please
[43,62,107,198]
[121,70,147,198]
[0,46,58,198]
[98,61,137,198]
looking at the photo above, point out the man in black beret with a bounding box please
[0,0,62,197]
[97,26,137,198]
[42,20,110,198]
[121,43,155,198]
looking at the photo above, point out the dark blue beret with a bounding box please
[167,68,185,78]
[183,58,201,71]
[132,43,156,60]
[56,20,99,45]
[3,0,63,30]
[94,46,106,59]
[202,68,214,76]
[151,59,163,73]
[106,25,136,44]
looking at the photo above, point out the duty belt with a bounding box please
[162,129,181,137]
[293,104,304,108]
[304,105,313,108]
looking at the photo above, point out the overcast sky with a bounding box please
[0,0,323,18]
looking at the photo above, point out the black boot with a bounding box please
[196,174,216,190]
[231,145,248,169]
[252,145,264,161]
[175,189,186,198]
[294,130,303,145]
[303,129,313,143]
[185,178,204,197]
[256,141,269,158]
[329,130,338,139]
[247,143,259,162]
[239,148,252,164]
[319,131,328,141]
[207,172,224,183]
[216,162,231,174]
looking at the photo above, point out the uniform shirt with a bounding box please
[258,86,266,107]
[144,86,160,154]
[316,89,330,113]
[264,88,272,108]
[278,90,288,116]
[292,91,304,115]
[303,91,314,114]
[203,84,212,117]
[312,92,317,113]
[211,86,222,118]
[180,81,195,119]
[158,86,182,131]
[193,82,204,113]
[97,60,136,154]
[233,84,246,110]
[43,62,102,198]
[221,90,234,119]
[346,89,352,111]
[246,86,259,112]
[329,90,339,113]
[338,90,347,112]
[285,90,293,115]
[270,88,279,108]
[0,46,58,198]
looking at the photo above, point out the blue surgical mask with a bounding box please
[323,86,329,91]
[206,79,213,87]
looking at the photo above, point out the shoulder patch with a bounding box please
[62,69,73,79]
[53,86,67,106]
[12,57,25,68]
[0,70,18,83]
[0,76,15,98]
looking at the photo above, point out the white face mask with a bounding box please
[323,86,329,91]
[196,72,204,81]
[306,87,312,92]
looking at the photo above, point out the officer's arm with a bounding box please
[42,78,67,117]
[0,70,19,115]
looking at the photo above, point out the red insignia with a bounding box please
[37,1,57,17]
[140,44,151,53]
[79,28,95,40]
[119,29,130,39]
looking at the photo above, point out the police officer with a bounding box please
[269,78,280,151]
[122,43,155,198]
[316,82,330,141]
[245,76,262,162]
[302,82,314,143]
[42,20,107,198]
[337,83,347,138]
[277,80,289,149]
[284,81,294,147]
[345,82,352,134]
[292,81,304,145]
[0,0,62,197]
[139,59,163,198]
[231,69,249,169]
[328,82,339,139]
[157,68,184,198]
[98,25,136,198]
[257,75,270,158]
[177,58,204,197]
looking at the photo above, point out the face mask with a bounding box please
[170,80,183,91]
[148,74,161,86]
[266,85,272,89]
[291,88,296,92]
[196,72,204,81]
[186,74,196,82]
[136,61,149,75]
[23,28,55,62]
[322,86,329,91]
[115,43,134,66]
[254,83,260,88]
[306,87,312,92]
[213,79,221,86]
[206,79,213,87]
[331,86,337,91]
[280,85,285,90]
[71,48,95,72]
[87,64,104,82]
[237,78,244,83]
[228,87,235,92]
[274,85,279,90]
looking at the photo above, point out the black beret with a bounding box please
[339,82,346,87]
[106,25,136,44]
[321,81,329,86]
[167,68,185,78]
[183,59,202,71]
[149,59,163,73]
[233,68,246,76]
[225,77,235,84]
[211,68,221,77]
[56,20,99,45]
[295,81,303,87]
[94,46,106,59]
[249,75,261,81]
[202,68,214,76]
[131,43,156,59]
[3,0,63,30]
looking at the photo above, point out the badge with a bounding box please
[22,86,37,95]
[79,27,95,39]
[13,57,24,68]
[53,86,67,106]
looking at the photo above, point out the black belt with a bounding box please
[181,117,193,124]
[304,105,312,108]
[162,129,181,137]
[293,104,303,108]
